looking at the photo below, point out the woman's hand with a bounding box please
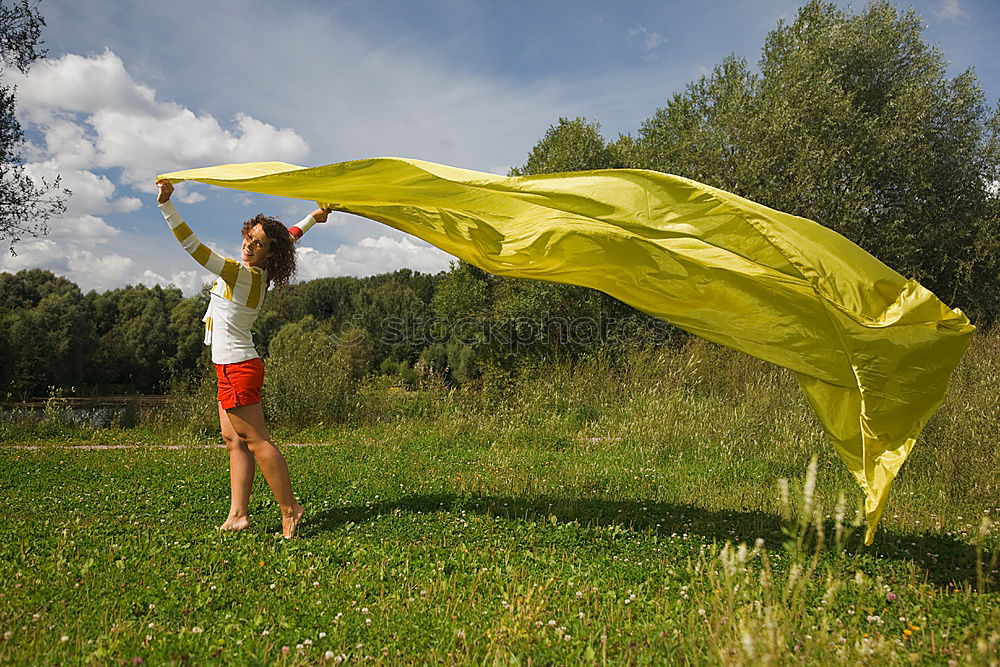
[156,180,174,204]
[310,207,333,223]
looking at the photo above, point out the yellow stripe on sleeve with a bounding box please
[247,268,263,309]
[220,259,240,287]
[171,222,194,243]
[191,243,212,266]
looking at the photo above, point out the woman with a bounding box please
[156,179,329,538]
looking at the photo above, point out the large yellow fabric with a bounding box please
[158,157,974,544]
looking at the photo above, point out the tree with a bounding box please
[1,0,68,256]
[509,117,623,176]
[167,293,210,380]
[632,0,1000,323]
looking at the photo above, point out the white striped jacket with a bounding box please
[160,200,315,364]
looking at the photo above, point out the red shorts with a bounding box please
[215,358,264,410]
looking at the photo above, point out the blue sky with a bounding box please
[3,0,998,294]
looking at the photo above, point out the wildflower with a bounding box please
[576,591,583,598]
[259,561,265,566]
[61,636,69,642]
[578,612,585,619]
[325,651,335,659]
[456,630,466,640]
[365,618,372,626]
[885,592,897,602]
[261,630,269,637]
[548,620,557,627]
[304,639,313,646]
[319,632,327,638]
[190,627,203,634]
[132,658,143,666]
[281,646,290,655]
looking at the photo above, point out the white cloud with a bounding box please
[16,51,159,116]
[934,0,970,22]
[295,237,452,281]
[24,161,138,217]
[628,26,667,56]
[4,49,311,293]
[141,269,207,295]
[0,239,135,292]
[10,50,310,193]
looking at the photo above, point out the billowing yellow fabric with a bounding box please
[158,157,974,544]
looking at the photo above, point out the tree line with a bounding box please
[0,264,671,397]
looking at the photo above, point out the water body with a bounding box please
[1,396,170,429]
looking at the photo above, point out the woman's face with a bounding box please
[241,223,271,268]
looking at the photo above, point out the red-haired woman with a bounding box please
[156,179,329,538]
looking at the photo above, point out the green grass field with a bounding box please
[1,336,998,664]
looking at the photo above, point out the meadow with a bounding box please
[1,333,998,665]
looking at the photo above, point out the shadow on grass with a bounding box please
[305,492,996,592]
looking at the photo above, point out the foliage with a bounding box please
[0,269,95,394]
[0,268,446,396]
[508,116,625,176]
[0,0,68,255]
[262,316,357,429]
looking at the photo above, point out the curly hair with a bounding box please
[242,214,296,289]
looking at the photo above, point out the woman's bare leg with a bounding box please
[224,402,304,537]
[218,401,254,531]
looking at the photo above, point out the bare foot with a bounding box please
[281,503,305,538]
[218,514,250,532]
